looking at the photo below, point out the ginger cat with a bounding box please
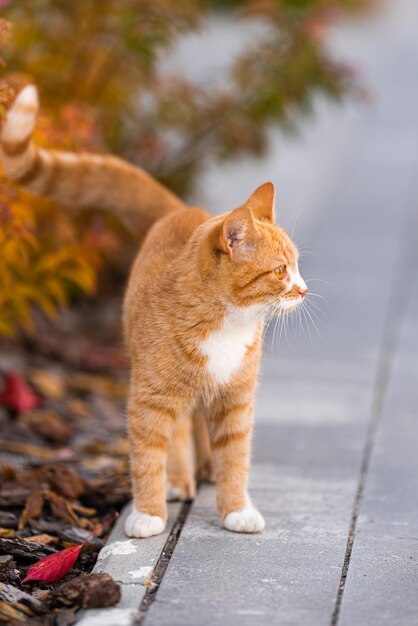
[1,86,307,536]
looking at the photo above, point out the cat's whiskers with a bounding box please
[285,308,293,348]
[299,302,314,344]
[300,298,323,341]
[296,306,309,342]
[254,298,279,324]
[306,297,328,320]
[264,281,328,350]
[290,207,306,240]
[262,305,278,338]
[276,302,291,350]
[271,311,280,349]
[305,291,329,303]
[269,301,283,348]
[253,299,282,344]
[297,249,317,260]
[305,277,331,286]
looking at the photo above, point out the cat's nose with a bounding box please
[298,287,308,297]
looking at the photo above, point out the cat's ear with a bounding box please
[245,181,275,223]
[219,206,258,256]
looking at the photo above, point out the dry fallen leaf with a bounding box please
[0,582,42,609]
[1,465,17,481]
[80,436,129,458]
[0,441,62,461]
[66,397,90,418]
[71,502,96,517]
[22,410,74,445]
[36,464,87,500]
[23,534,57,546]
[81,455,124,472]
[28,368,65,399]
[66,372,126,398]
[18,491,44,530]
[46,491,80,527]
[0,599,28,622]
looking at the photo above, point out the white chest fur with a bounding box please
[200,304,263,386]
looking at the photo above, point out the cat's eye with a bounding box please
[273,265,286,279]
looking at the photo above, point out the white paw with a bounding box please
[223,507,265,534]
[166,484,182,502]
[124,508,166,538]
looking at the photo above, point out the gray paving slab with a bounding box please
[145,450,363,626]
[77,502,181,625]
[338,276,418,623]
[257,357,373,428]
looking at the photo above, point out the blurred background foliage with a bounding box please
[0,0,370,336]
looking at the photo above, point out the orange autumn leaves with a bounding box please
[0,18,14,118]
[0,182,102,336]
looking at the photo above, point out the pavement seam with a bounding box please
[135,498,194,625]
[330,176,418,626]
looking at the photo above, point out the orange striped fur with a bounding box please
[1,86,308,536]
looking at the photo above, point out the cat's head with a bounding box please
[213,182,307,314]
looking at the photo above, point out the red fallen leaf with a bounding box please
[0,372,41,413]
[23,544,82,583]
[22,513,119,583]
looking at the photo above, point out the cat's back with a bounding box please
[123,206,210,335]
[132,206,209,276]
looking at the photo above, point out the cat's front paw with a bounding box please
[124,508,166,538]
[223,507,265,534]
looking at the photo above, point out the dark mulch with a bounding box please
[0,300,132,624]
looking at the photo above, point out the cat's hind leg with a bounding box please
[193,406,214,483]
[166,413,196,501]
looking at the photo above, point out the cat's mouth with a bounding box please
[277,297,303,314]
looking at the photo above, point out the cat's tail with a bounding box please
[0,85,184,239]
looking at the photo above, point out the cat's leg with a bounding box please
[207,388,265,534]
[193,407,214,483]
[166,413,196,501]
[124,390,178,538]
